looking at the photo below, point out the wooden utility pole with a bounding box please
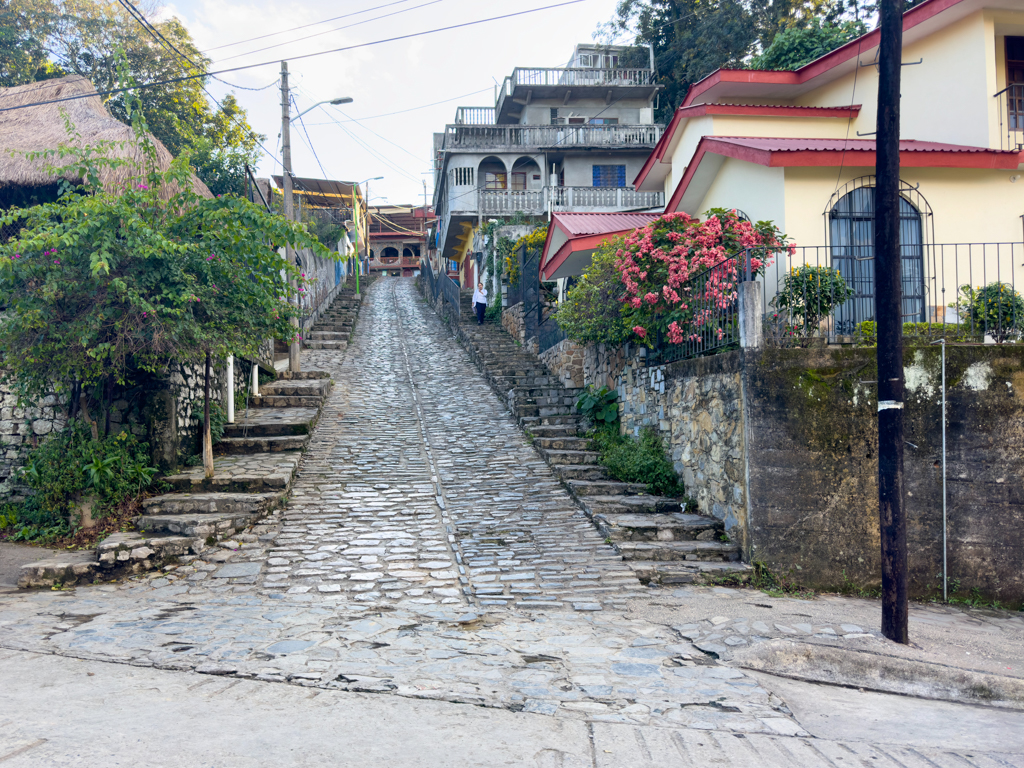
[281,61,301,373]
[875,0,909,644]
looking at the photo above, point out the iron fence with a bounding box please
[756,242,1024,344]
[644,256,744,366]
[421,258,439,300]
[643,242,1024,367]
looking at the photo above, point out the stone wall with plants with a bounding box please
[616,352,748,544]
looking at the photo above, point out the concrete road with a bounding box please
[1,650,1021,767]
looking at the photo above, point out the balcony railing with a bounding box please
[994,83,1024,151]
[505,67,656,91]
[442,123,663,150]
[460,185,664,215]
[549,186,664,211]
[455,106,495,125]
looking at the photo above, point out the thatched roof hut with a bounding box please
[0,75,212,208]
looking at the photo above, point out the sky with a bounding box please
[162,0,625,207]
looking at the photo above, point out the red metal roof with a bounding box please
[680,0,969,107]
[666,135,1023,213]
[552,212,662,238]
[709,137,1015,154]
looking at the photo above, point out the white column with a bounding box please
[251,360,259,398]
[226,355,235,423]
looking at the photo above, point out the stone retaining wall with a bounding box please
[539,338,585,388]
[501,302,525,345]
[617,353,748,548]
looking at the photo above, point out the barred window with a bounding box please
[452,167,474,186]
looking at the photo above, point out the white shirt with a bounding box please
[472,286,488,304]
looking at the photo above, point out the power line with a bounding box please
[0,1,590,114]
[303,86,492,124]
[293,95,332,181]
[205,0,416,52]
[115,0,283,170]
[215,0,448,64]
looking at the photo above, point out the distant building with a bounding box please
[368,204,434,278]
[431,44,666,288]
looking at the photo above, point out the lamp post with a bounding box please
[280,59,352,372]
[351,176,383,298]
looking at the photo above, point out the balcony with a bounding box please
[455,106,495,125]
[495,67,660,122]
[442,123,663,151]
[995,83,1024,150]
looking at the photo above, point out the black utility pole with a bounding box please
[875,0,909,644]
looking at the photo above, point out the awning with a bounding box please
[541,212,661,280]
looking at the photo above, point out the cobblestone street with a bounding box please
[1,278,1022,765]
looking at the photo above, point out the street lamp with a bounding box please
[350,176,383,297]
[280,58,353,372]
[294,96,353,122]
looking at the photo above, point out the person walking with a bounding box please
[472,281,488,325]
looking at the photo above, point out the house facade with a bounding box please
[368,204,433,278]
[431,44,668,287]
[625,0,1024,328]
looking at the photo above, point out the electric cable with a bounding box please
[215,0,447,64]
[115,0,284,170]
[205,0,417,52]
[0,1,590,114]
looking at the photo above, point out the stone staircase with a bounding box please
[302,279,368,351]
[17,287,365,589]
[452,291,750,587]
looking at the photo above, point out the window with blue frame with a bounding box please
[592,165,626,187]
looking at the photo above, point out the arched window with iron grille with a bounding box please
[825,176,934,333]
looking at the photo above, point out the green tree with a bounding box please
[0,0,63,86]
[12,1,262,196]
[750,18,866,70]
[0,110,331,477]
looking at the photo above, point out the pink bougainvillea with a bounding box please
[614,209,789,347]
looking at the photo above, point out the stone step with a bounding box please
[515,405,573,419]
[216,434,310,454]
[533,436,591,451]
[278,371,331,381]
[535,448,601,466]
[303,341,348,351]
[163,451,302,494]
[581,495,686,515]
[137,512,258,541]
[519,414,581,428]
[566,479,649,497]
[259,379,333,398]
[614,540,742,562]
[523,425,579,438]
[251,395,324,408]
[594,512,722,542]
[142,491,284,517]
[626,560,752,586]
[552,464,608,481]
[308,331,350,340]
[223,407,317,437]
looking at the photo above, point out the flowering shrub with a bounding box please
[615,209,788,346]
[554,236,632,346]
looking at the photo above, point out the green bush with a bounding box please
[575,386,619,426]
[955,282,1024,343]
[772,265,855,332]
[554,236,631,346]
[855,320,986,346]
[590,426,685,498]
[9,423,158,535]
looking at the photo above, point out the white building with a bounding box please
[432,44,667,286]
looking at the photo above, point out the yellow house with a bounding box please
[624,0,1024,328]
